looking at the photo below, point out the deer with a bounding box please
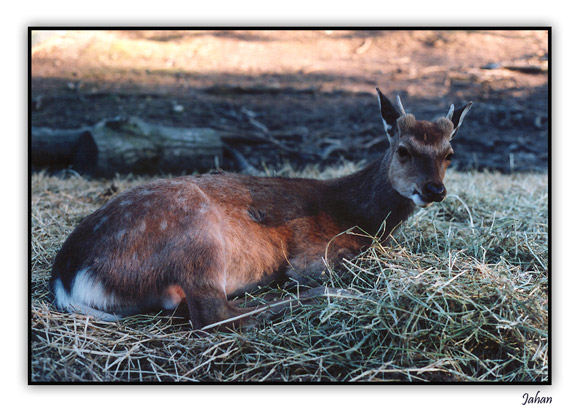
[49,88,472,331]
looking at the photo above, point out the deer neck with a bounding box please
[328,154,416,237]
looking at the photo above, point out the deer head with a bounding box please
[376,88,472,208]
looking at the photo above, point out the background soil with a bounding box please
[30,29,549,174]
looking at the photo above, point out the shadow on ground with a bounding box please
[31,30,549,174]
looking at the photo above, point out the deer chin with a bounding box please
[410,191,434,208]
[393,186,433,208]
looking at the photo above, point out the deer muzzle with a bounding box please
[420,181,447,203]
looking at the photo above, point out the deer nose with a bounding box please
[422,182,446,202]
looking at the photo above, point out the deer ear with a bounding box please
[376,88,402,138]
[449,102,473,140]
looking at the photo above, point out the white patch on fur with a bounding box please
[410,193,433,208]
[52,277,71,310]
[52,269,125,321]
[159,285,185,310]
[71,268,118,309]
[160,293,180,310]
[160,220,168,230]
[138,221,146,232]
[161,298,179,310]
[119,200,132,207]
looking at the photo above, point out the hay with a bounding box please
[30,167,548,382]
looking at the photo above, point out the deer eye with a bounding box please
[397,147,411,160]
[445,152,454,162]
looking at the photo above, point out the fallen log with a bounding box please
[31,126,94,172]
[31,117,223,177]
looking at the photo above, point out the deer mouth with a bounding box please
[411,190,434,208]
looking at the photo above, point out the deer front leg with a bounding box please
[285,247,357,286]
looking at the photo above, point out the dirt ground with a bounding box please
[30,29,549,173]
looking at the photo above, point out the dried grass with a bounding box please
[30,166,548,382]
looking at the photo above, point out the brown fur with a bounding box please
[50,90,471,330]
[398,115,454,146]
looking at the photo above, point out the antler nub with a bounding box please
[446,104,455,120]
[396,95,407,115]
